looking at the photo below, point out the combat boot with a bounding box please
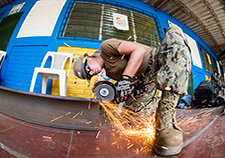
[153,91,183,156]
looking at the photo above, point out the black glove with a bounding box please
[115,75,134,102]
[132,80,145,98]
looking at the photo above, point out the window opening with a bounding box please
[200,47,213,73]
[60,1,160,48]
[212,57,219,73]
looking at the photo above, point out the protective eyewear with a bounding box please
[84,59,93,79]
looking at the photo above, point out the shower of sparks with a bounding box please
[99,101,156,152]
[176,107,220,131]
[98,99,221,153]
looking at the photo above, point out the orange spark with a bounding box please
[96,147,100,151]
[65,112,71,116]
[86,121,92,124]
[127,144,134,149]
[136,148,140,154]
[88,102,91,110]
[50,115,64,122]
[72,112,80,118]
[42,136,52,139]
[112,141,117,145]
[121,54,125,60]
[96,130,101,139]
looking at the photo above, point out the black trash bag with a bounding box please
[192,80,217,108]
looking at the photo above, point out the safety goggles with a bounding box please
[84,58,93,79]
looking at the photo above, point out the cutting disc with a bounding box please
[93,83,115,101]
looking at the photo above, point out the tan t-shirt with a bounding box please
[100,38,151,80]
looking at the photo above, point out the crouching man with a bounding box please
[72,23,191,156]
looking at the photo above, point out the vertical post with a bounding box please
[131,11,137,42]
[99,4,104,40]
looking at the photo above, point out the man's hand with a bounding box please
[115,75,145,103]
[115,75,133,102]
[132,80,145,98]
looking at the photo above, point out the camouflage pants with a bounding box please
[125,25,191,116]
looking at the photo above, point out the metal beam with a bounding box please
[218,50,225,59]
[211,43,225,49]
[0,86,101,131]
[153,0,164,8]
[156,0,170,11]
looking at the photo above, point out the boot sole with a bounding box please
[153,142,183,156]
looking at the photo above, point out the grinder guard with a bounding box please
[92,81,116,102]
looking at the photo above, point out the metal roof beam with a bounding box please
[153,0,164,8]
[202,0,225,41]
[157,0,170,11]
[171,0,222,53]
[218,50,225,60]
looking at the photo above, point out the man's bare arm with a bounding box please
[117,41,147,78]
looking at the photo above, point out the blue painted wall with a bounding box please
[0,0,221,95]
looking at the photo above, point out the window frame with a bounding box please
[200,47,213,74]
[58,0,163,45]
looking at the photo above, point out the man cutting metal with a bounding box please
[72,23,191,156]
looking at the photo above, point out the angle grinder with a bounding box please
[92,81,116,102]
[92,79,147,102]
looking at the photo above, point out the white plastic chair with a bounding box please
[29,51,74,96]
[0,50,6,70]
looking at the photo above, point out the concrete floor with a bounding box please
[0,106,225,158]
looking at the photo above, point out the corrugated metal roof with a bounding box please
[0,0,11,7]
[0,0,225,71]
[142,0,225,72]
